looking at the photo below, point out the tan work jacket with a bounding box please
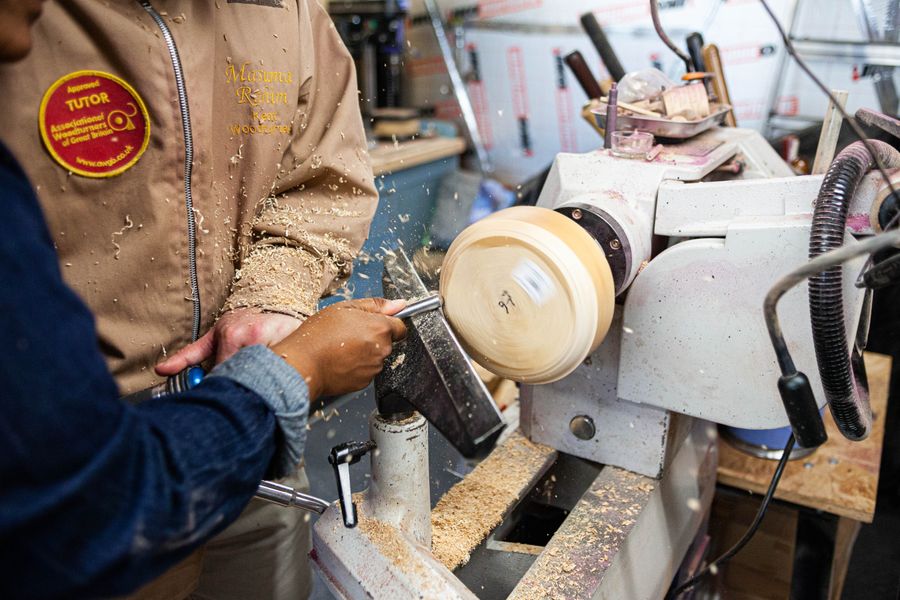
[0,0,377,394]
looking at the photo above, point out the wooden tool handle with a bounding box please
[702,44,737,127]
[564,50,604,100]
[812,89,849,175]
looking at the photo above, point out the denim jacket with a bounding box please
[0,143,310,600]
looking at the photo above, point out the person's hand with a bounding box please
[272,298,408,399]
[156,308,302,376]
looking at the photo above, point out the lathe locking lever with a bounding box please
[328,440,376,528]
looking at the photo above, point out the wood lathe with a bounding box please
[308,122,899,599]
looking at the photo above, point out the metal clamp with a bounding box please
[328,440,377,528]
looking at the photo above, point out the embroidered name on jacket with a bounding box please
[225,61,295,136]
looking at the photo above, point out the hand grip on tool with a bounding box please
[777,372,827,448]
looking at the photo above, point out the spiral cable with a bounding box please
[809,141,900,440]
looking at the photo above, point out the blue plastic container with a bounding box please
[721,408,824,460]
[724,425,794,450]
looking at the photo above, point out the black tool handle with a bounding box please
[564,50,604,99]
[686,32,706,72]
[579,12,626,82]
[777,372,827,449]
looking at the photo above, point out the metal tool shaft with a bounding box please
[394,295,443,320]
[424,0,493,174]
[256,480,331,514]
[604,83,618,150]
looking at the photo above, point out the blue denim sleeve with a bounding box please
[207,345,310,479]
[0,145,291,600]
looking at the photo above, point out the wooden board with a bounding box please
[709,490,798,600]
[828,516,862,600]
[717,352,891,523]
[369,136,466,176]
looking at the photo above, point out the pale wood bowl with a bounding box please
[440,206,615,383]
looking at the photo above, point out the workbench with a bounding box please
[370,136,467,176]
[713,352,891,599]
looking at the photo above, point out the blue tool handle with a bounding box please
[120,366,205,403]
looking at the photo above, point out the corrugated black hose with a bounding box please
[809,140,900,440]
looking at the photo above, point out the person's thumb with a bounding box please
[155,330,215,376]
[347,297,407,315]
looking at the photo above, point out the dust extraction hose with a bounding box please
[809,140,900,440]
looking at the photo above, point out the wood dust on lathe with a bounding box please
[358,513,419,573]
[431,431,556,570]
[510,468,656,600]
[354,503,447,598]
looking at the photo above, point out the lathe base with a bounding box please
[507,419,717,599]
[312,419,717,599]
[312,504,476,600]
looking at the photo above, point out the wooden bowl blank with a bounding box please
[440,206,615,383]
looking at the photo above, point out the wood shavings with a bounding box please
[111,214,134,260]
[223,244,326,317]
[389,353,405,370]
[192,207,210,234]
[358,514,416,571]
[431,431,555,570]
[356,501,439,593]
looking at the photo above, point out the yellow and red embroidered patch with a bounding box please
[39,70,150,178]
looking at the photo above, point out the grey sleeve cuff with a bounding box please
[207,345,309,479]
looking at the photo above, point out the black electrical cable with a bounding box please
[668,434,796,598]
[757,0,900,394]
[649,0,694,72]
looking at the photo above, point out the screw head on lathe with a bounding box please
[569,415,596,440]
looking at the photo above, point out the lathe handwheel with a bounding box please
[440,206,615,384]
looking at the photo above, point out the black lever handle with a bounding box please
[686,32,706,73]
[328,440,376,528]
[579,12,626,82]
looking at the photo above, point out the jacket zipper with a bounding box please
[138,0,202,343]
